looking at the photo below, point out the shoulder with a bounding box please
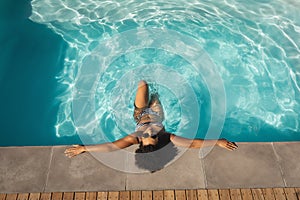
[169,133,176,140]
[126,132,140,144]
[169,133,177,141]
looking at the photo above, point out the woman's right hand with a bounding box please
[64,145,86,158]
[217,139,238,151]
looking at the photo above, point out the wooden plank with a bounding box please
[142,191,152,200]
[75,192,86,200]
[17,193,29,200]
[0,194,6,200]
[218,190,230,200]
[273,188,286,200]
[207,189,219,200]
[86,192,97,200]
[131,191,142,200]
[186,190,196,200]
[63,192,74,200]
[219,190,230,200]
[174,190,186,200]
[164,190,175,200]
[52,192,63,200]
[240,189,253,200]
[0,188,295,200]
[197,190,208,200]
[294,188,300,199]
[108,192,119,200]
[153,191,163,200]
[251,189,264,200]
[29,193,40,200]
[229,189,242,200]
[119,192,130,200]
[6,194,18,200]
[261,188,275,199]
[97,192,108,200]
[284,188,297,200]
[40,193,51,200]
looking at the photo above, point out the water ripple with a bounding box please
[30,0,300,142]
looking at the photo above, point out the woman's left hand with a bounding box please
[64,145,86,158]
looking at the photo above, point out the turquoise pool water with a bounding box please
[1,0,300,146]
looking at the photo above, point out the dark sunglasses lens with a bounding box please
[142,133,150,138]
[151,135,158,139]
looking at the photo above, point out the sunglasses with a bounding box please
[142,133,158,139]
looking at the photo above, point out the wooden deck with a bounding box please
[1,188,300,200]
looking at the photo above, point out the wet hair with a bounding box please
[135,144,159,153]
[135,132,179,173]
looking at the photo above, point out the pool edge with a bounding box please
[0,142,299,193]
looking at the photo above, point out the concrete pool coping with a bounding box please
[0,142,299,193]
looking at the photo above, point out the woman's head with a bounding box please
[135,132,160,154]
[135,131,178,172]
[139,126,159,146]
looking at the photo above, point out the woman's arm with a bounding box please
[64,135,138,158]
[170,134,238,151]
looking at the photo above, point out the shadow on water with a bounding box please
[0,0,81,146]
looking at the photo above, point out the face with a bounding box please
[141,126,159,146]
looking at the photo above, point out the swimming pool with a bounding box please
[0,0,299,146]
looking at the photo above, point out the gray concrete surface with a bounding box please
[126,148,205,190]
[0,147,52,193]
[45,146,127,192]
[203,143,285,189]
[273,142,300,187]
[0,142,299,193]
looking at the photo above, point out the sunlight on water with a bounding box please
[29,0,300,142]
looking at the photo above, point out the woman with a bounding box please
[65,80,237,170]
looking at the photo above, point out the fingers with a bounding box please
[218,139,238,151]
[64,149,76,158]
[225,141,238,151]
[64,147,76,154]
[64,145,82,158]
[64,151,76,158]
